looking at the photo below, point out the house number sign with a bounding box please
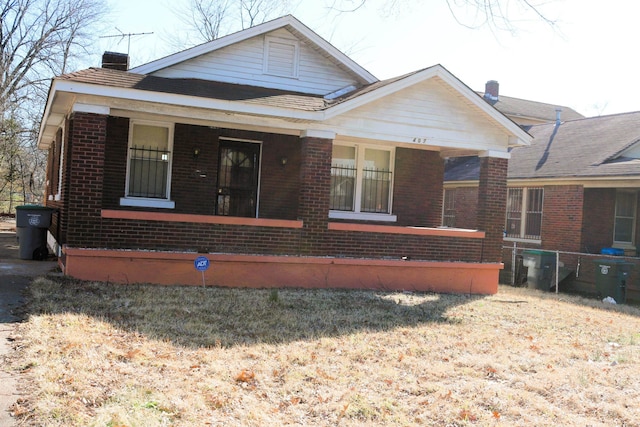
[412,137,428,144]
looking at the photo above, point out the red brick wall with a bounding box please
[65,112,107,246]
[102,121,301,219]
[541,185,584,252]
[297,136,332,255]
[254,132,300,220]
[451,187,478,229]
[477,157,507,262]
[58,114,497,266]
[394,148,444,226]
[582,188,615,253]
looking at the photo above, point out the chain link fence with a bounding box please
[501,243,640,304]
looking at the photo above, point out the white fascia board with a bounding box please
[130,16,378,84]
[283,17,378,84]
[437,69,531,147]
[324,65,531,147]
[131,20,286,74]
[51,80,324,122]
[37,79,58,149]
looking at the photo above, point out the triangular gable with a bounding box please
[130,15,377,95]
[323,64,531,149]
[603,138,640,163]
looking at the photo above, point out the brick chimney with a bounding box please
[102,51,129,71]
[484,80,499,104]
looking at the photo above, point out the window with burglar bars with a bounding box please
[330,145,392,214]
[506,187,543,240]
[126,123,171,199]
[442,189,455,227]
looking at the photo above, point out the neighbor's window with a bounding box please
[505,187,543,240]
[121,121,174,209]
[442,189,455,227]
[330,144,394,219]
[614,190,637,245]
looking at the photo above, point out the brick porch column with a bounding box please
[477,152,508,263]
[298,130,335,256]
[65,107,108,247]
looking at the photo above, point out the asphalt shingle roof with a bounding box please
[58,67,328,111]
[446,111,640,181]
[478,92,585,122]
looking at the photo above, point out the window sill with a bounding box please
[613,243,636,251]
[329,211,397,222]
[120,197,175,209]
[504,237,542,245]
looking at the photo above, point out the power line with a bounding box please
[100,28,154,54]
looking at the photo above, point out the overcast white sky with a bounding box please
[96,0,640,118]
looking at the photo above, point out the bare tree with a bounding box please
[168,0,296,48]
[239,0,294,29]
[0,0,107,212]
[328,0,558,34]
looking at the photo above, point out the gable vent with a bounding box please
[264,36,299,78]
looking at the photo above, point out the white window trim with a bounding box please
[48,126,65,202]
[613,189,637,249]
[121,120,175,209]
[55,125,65,201]
[263,36,300,78]
[329,143,396,222]
[329,211,397,222]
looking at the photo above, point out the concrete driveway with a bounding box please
[1,225,58,426]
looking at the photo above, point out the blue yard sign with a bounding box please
[194,256,210,271]
[194,256,210,286]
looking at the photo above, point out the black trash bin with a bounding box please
[16,205,54,260]
[522,249,556,290]
[594,259,633,304]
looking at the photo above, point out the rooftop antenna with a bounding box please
[100,28,154,54]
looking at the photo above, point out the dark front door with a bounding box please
[216,140,260,217]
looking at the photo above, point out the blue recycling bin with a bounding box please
[15,205,54,260]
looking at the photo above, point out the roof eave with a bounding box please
[37,79,328,148]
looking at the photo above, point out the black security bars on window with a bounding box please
[330,165,356,211]
[128,145,170,198]
[361,167,391,213]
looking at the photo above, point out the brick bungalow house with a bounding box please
[38,15,530,293]
[445,111,640,298]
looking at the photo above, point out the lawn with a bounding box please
[7,275,640,426]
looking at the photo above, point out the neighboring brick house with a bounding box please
[38,15,530,293]
[444,111,640,298]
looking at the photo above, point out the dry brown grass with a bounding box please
[7,276,640,426]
